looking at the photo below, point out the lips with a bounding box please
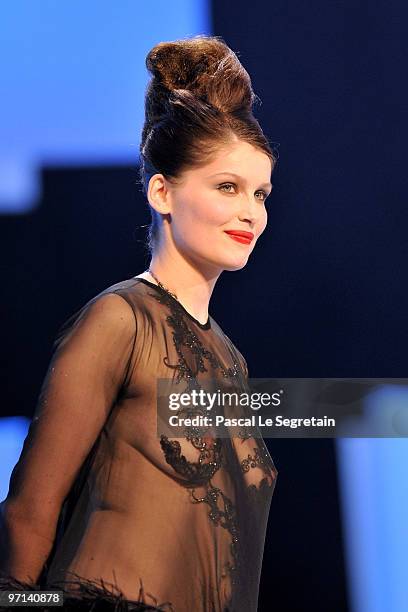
[224,230,254,244]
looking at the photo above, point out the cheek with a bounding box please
[176,196,229,228]
[258,208,268,235]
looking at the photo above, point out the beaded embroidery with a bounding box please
[145,281,276,590]
[240,444,274,476]
[240,445,278,502]
[146,284,243,584]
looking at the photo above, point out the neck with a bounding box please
[145,253,220,326]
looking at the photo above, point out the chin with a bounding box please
[190,250,250,273]
[220,258,250,272]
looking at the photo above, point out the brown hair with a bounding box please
[138,34,279,255]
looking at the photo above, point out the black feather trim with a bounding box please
[0,572,175,611]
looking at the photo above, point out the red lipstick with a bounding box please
[224,230,254,245]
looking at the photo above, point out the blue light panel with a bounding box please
[0,0,211,212]
[336,385,408,612]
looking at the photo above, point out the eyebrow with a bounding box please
[207,172,273,190]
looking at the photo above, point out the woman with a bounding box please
[0,35,278,611]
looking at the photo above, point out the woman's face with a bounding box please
[152,139,273,273]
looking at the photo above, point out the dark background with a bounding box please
[2,2,407,611]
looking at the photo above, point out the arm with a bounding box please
[0,292,136,584]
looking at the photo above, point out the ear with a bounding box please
[147,174,172,216]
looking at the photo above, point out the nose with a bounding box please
[238,195,259,224]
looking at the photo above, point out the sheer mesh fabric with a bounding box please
[0,277,278,611]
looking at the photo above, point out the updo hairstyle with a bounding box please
[138,35,278,255]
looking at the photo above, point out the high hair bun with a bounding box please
[145,34,256,116]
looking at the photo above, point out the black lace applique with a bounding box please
[159,436,223,486]
[190,485,240,585]
[246,473,277,507]
[148,286,245,587]
[146,288,240,383]
[241,444,274,475]
[241,444,278,491]
[159,430,241,584]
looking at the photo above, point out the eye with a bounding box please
[218,183,236,193]
[218,183,271,203]
[255,190,269,202]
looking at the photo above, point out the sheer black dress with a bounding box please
[0,277,278,611]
